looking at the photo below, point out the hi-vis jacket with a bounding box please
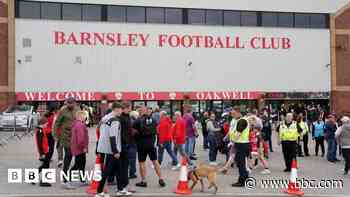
[279,121,300,141]
[229,117,250,143]
[298,121,309,136]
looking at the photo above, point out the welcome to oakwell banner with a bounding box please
[16,19,330,93]
[16,91,262,101]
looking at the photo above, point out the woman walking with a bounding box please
[335,116,350,175]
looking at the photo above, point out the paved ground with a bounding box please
[0,127,349,197]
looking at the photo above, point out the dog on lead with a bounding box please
[188,163,219,194]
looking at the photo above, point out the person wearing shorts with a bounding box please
[133,107,166,188]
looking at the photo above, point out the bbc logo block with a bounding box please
[24,169,39,183]
[42,169,56,183]
[8,169,22,183]
[8,169,43,183]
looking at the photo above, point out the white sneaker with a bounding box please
[209,162,218,166]
[95,192,110,197]
[116,188,132,196]
[172,164,181,171]
[261,169,271,175]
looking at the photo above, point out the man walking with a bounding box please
[277,113,302,172]
[172,111,194,169]
[183,107,198,160]
[297,114,310,157]
[325,114,339,162]
[133,107,166,188]
[53,97,78,189]
[157,111,178,167]
[201,112,210,150]
[96,102,132,197]
[229,107,251,187]
[119,102,133,192]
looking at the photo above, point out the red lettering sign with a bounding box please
[53,31,292,50]
[16,91,262,101]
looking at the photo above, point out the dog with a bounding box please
[188,163,219,194]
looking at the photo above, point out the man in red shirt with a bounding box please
[157,111,178,167]
[172,111,193,170]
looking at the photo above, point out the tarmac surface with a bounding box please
[0,127,349,197]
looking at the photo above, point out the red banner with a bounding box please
[16,91,263,101]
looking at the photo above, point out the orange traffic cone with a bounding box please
[283,159,304,196]
[175,158,192,195]
[86,155,108,194]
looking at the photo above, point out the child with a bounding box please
[34,114,51,187]
[70,111,89,186]
[248,116,270,174]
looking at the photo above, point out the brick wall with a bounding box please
[0,0,10,111]
[0,2,7,18]
[332,4,350,114]
[336,7,350,29]
[0,23,8,86]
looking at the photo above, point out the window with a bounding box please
[41,2,61,20]
[127,7,145,23]
[223,10,240,26]
[188,9,205,25]
[165,8,183,24]
[107,6,126,22]
[82,5,102,21]
[205,10,223,25]
[62,3,82,20]
[262,12,277,27]
[241,11,257,26]
[278,13,294,27]
[294,13,310,28]
[146,7,164,24]
[18,1,40,19]
[310,14,327,28]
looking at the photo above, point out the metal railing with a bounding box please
[0,114,34,148]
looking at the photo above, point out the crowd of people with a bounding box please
[33,98,350,196]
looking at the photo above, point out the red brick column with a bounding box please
[331,3,350,115]
[0,0,15,111]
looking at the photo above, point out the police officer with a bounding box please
[298,113,310,157]
[277,113,303,172]
[229,107,251,187]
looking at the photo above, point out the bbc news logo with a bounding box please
[8,169,102,183]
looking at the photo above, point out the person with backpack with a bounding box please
[133,106,166,188]
[96,102,132,197]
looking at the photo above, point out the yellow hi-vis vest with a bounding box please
[279,121,299,141]
[298,121,309,136]
[229,117,250,143]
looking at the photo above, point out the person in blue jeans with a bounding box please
[157,111,178,166]
[325,115,339,162]
[312,116,325,157]
[183,107,198,160]
[128,144,137,179]
[207,113,222,166]
[128,110,140,179]
[158,141,178,165]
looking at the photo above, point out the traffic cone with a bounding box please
[174,158,192,195]
[283,159,304,196]
[86,155,108,194]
